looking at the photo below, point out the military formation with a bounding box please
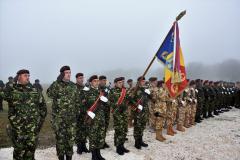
[0,66,240,160]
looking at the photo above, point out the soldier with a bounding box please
[47,66,79,160]
[149,78,169,141]
[98,75,110,149]
[195,79,204,123]
[127,79,134,128]
[202,80,210,118]
[188,80,197,126]
[184,82,192,128]
[6,76,14,88]
[3,69,47,160]
[0,80,5,111]
[84,75,107,160]
[75,73,90,154]
[129,76,151,149]
[109,77,130,155]
[33,79,43,92]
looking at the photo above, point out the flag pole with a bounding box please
[140,10,187,79]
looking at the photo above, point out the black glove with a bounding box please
[154,112,161,117]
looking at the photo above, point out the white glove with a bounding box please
[144,89,150,95]
[195,89,198,93]
[105,88,109,93]
[181,101,186,106]
[137,104,143,111]
[87,111,95,119]
[100,96,108,102]
[83,86,90,91]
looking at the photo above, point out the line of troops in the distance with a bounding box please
[0,66,240,160]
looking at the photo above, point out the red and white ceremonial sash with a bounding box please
[111,88,127,113]
[87,92,103,113]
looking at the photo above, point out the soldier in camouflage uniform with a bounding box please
[0,80,5,111]
[99,75,110,149]
[75,73,90,154]
[149,78,169,141]
[84,75,106,160]
[188,80,197,126]
[202,80,210,118]
[109,77,130,155]
[33,79,43,93]
[129,76,151,149]
[47,66,79,160]
[184,84,192,128]
[3,69,47,160]
[127,79,134,128]
[195,79,204,123]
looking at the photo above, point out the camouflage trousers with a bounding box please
[76,113,88,144]
[103,105,110,140]
[149,104,155,129]
[177,106,187,126]
[52,116,76,157]
[113,111,128,146]
[128,106,134,126]
[9,119,39,160]
[133,109,149,139]
[166,102,177,126]
[189,104,197,121]
[88,111,105,151]
[155,103,167,130]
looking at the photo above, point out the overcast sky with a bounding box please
[0,0,239,83]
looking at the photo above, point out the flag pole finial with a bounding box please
[176,10,186,21]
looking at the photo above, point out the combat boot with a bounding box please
[96,149,105,160]
[102,142,109,149]
[66,155,72,160]
[134,138,141,149]
[77,143,83,154]
[121,144,130,153]
[156,129,166,142]
[171,126,177,134]
[116,145,124,155]
[58,155,64,160]
[91,150,98,160]
[81,142,90,153]
[177,124,185,132]
[167,125,174,136]
[140,137,148,147]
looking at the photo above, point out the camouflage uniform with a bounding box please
[129,86,150,145]
[109,87,129,147]
[75,84,89,152]
[84,87,106,151]
[177,91,187,131]
[189,86,197,125]
[0,80,5,111]
[127,87,134,127]
[47,80,79,158]
[166,98,178,127]
[4,83,47,160]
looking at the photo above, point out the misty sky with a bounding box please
[0,0,239,83]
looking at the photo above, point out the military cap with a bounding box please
[89,75,98,82]
[8,76,13,80]
[189,80,195,86]
[99,75,107,80]
[60,66,70,73]
[17,69,30,75]
[114,77,125,83]
[35,79,40,83]
[127,79,133,83]
[137,76,145,82]
[149,77,157,82]
[75,73,84,78]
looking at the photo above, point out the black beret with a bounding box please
[127,79,133,83]
[195,79,201,83]
[60,66,70,73]
[99,75,107,80]
[203,80,209,85]
[189,80,195,86]
[137,76,145,82]
[35,79,39,82]
[8,76,13,80]
[149,77,157,82]
[89,75,98,82]
[17,69,30,75]
[114,77,125,83]
[75,73,84,78]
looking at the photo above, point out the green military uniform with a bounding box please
[129,77,150,149]
[3,70,47,160]
[195,79,204,123]
[0,80,5,111]
[75,83,90,154]
[47,67,79,160]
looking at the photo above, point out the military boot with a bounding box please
[96,149,105,160]
[156,129,166,142]
[167,125,174,136]
[91,150,98,160]
[177,124,185,132]
[58,155,64,160]
[116,145,124,155]
[66,155,72,160]
[140,137,148,147]
[134,138,141,149]
[121,144,130,153]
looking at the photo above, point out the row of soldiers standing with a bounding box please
[0,65,239,160]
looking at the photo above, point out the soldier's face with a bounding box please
[139,80,145,86]
[76,76,84,85]
[116,81,123,88]
[151,80,158,87]
[63,70,71,81]
[18,74,30,85]
[128,81,133,87]
[91,79,99,88]
[99,79,107,86]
